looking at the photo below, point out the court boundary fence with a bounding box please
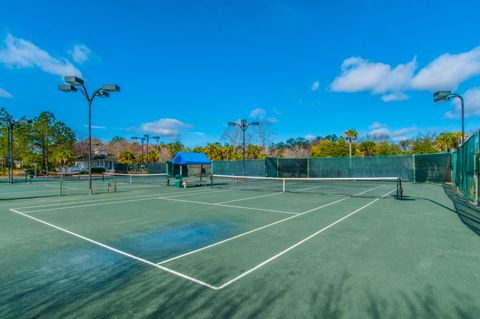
[212,152,452,184]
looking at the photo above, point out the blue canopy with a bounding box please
[171,152,211,165]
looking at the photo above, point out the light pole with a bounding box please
[433,90,465,144]
[131,136,146,164]
[59,76,120,195]
[0,115,31,183]
[152,136,160,151]
[228,119,259,176]
[144,134,150,163]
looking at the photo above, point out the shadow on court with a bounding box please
[443,185,480,236]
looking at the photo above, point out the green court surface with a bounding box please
[1,179,479,318]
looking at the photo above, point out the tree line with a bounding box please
[0,109,464,174]
[107,130,463,163]
[0,108,76,174]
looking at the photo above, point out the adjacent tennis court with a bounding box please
[1,175,479,318]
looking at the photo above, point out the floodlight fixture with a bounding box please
[58,84,77,92]
[432,90,465,144]
[96,89,110,98]
[64,76,85,85]
[102,84,120,92]
[228,122,237,127]
[433,90,452,103]
[250,121,260,126]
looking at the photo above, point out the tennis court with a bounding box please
[1,175,479,318]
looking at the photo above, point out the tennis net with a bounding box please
[102,173,169,185]
[210,174,403,199]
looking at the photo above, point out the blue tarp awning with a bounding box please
[171,152,211,165]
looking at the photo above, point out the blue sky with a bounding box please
[1,0,480,146]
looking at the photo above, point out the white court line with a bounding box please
[8,208,220,290]
[215,181,354,204]
[0,189,57,196]
[156,197,298,215]
[215,182,329,204]
[13,194,163,210]
[44,184,80,190]
[156,184,386,265]
[13,187,221,210]
[20,189,230,214]
[216,192,283,204]
[216,187,397,289]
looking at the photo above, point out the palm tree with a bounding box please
[358,141,377,156]
[452,132,465,148]
[344,129,359,158]
[435,132,451,152]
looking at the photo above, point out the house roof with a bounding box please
[171,152,210,165]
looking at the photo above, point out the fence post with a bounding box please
[307,157,310,178]
[276,157,279,178]
[412,154,416,183]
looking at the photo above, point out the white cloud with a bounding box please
[330,57,416,97]
[367,122,417,141]
[330,46,480,107]
[305,134,315,140]
[140,118,191,139]
[249,107,266,119]
[84,124,106,129]
[0,88,13,98]
[445,87,480,119]
[194,131,205,136]
[369,122,383,130]
[0,34,81,77]
[272,108,283,115]
[411,47,480,90]
[68,44,92,64]
[311,81,320,92]
[381,92,409,102]
[368,127,390,140]
[266,117,279,124]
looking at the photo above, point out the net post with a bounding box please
[210,174,213,188]
[396,178,403,199]
[282,178,286,192]
[129,174,132,183]
[60,181,63,196]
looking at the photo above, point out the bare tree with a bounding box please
[282,145,310,158]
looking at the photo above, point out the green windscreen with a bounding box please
[211,159,265,176]
[413,153,451,183]
[212,152,454,184]
[308,156,414,181]
[452,131,479,203]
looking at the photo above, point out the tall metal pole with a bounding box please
[141,138,145,163]
[58,76,120,195]
[88,100,93,195]
[8,123,13,183]
[145,135,149,163]
[242,126,246,176]
[460,95,465,145]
